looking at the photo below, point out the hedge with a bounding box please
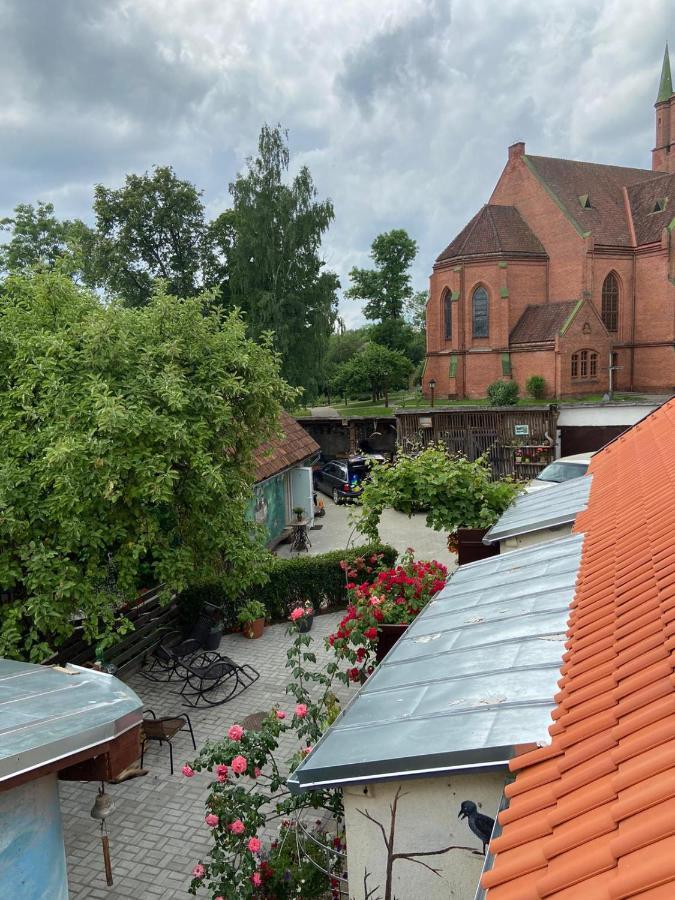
[177,543,398,630]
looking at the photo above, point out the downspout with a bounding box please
[630,252,637,391]
[459,265,466,397]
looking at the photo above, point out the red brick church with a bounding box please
[424,46,675,400]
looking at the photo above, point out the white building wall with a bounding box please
[500,522,573,552]
[344,770,505,900]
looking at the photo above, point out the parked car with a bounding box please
[525,452,594,493]
[313,454,383,504]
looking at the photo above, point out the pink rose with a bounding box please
[275,710,286,720]
[182,765,195,777]
[253,767,262,778]
[301,746,312,756]
[229,819,245,835]
[192,863,205,878]
[227,724,244,741]
[290,607,305,621]
[295,703,308,718]
[231,755,247,775]
[205,813,219,828]
[250,871,262,887]
[247,836,261,853]
[215,763,228,782]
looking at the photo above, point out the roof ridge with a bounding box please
[525,153,655,177]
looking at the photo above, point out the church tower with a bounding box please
[653,44,675,173]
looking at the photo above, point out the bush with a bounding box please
[487,379,519,406]
[177,543,398,628]
[526,375,547,400]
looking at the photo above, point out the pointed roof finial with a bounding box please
[656,43,673,103]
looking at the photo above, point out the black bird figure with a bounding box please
[458,800,495,854]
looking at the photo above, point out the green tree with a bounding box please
[0,272,294,661]
[346,229,418,321]
[0,202,82,275]
[369,318,426,365]
[332,342,412,406]
[225,124,339,400]
[91,165,213,307]
[405,288,428,333]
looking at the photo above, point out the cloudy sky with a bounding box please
[0,0,671,325]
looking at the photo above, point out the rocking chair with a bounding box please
[176,651,260,708]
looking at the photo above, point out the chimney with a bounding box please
[508,141,526,161]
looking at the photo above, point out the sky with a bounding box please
[0,0,672,326]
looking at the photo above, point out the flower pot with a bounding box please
[375,623,408,663]
[456,528,500,566]
[242,617,265,639]
[297,613,314,633]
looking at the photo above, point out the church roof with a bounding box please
[436,204,546,264]
[657,43,673,103]
[509,300,580,345]
[524,155,662,246]
[626,171,675,245]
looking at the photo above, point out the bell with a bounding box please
[91,789,115,820]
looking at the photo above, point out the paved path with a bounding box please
[308,406,340,417]
[62,612,351,900]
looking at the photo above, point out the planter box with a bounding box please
[457,528,500,566]
[375,624,408,663]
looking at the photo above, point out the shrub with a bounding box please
[487,379,519,406]
[526,375,547,400]
[177,543,398,628]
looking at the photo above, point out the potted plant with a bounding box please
[292,506,305,522]
[237,600,267,639]
[289,600,314,633]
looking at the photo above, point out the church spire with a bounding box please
[656,43,673,103]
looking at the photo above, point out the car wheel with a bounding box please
[332,488,341,505]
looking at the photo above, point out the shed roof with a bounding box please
[481,397,675,899]
[253,412,319,483]
[0,660,142,785]
[509,300,580,345]
[288,534,583,793]
[483,476,592,544]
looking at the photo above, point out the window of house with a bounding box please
[572,349,598,380]
[580,350,588,378]
[590,352,597,377]
[472,287,489,338]
[443,291,452,339]
[601,273,619,333]
[571,353,578,378]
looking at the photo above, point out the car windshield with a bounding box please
[536,461,589,484]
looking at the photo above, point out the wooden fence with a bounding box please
[396,406,559,480]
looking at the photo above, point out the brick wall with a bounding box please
[510,349,557,398]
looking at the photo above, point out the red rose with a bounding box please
[363,627,378,640]
[348,667,360,682]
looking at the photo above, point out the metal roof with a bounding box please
[482,476,592,544]
[0,660,142,784]
[288,534,583,793]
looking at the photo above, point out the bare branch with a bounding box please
[356,806,389,849]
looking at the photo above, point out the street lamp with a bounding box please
[429,378,436,408]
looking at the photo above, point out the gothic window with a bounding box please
[601,272,619,333]
[571,349,598,380]
[443,291,452,340]
[472,287,489,338]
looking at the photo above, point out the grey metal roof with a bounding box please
[288,534,583,793]
[483,476,592,544]
[0,660,142,784]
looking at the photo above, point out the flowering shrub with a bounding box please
[328,550,447,683]
[260,819,346,898]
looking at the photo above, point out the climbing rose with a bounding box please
[205,814,219,828]
[231,755,248,774]
[247,837,262,853]
[253,767,262,778]
[363,626,378,640]
[182,765,195,777]
[275,710,286,719]
[295,703,308,718]
[289,607,305,621]
[229,819,245,834]
[215,763,228,781]
[192,863,205,878]
[227,724,244,741]
[301,746,312,756]
[250,871,262,887]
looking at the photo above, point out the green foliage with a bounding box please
[0,202,85,276]
[226,124,339,400]
[526,374,547,400]
[369,317,426,365]
[0,272,293,660]
[346,228,418,321]
[487,379,520,406]
[405,288,428,333]
[355,445,521,540]
[177,544,397,627]
[237,600,267,625]
[331,342,413,405]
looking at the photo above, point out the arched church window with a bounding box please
[601,273,619,333]
[472,287,489,338]
[443,291,452,339]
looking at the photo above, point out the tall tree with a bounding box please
[332,342,412,406]
[0,202,81,275]
[225,125,339,400]
[91,166,213,307]
[346,229,418,321]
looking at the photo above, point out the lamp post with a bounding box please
[429,378,436,408]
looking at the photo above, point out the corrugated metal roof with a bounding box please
[288,534,583,793]
[483,476,592,544]
[0,660,142,784]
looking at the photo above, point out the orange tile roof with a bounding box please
[253,411,319,483]
[482,398,675,899]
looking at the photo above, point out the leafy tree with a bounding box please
[332,342,412,406]
[405,288,428,333]
[0,272,294,661]
[0,202,82,275]
[91,165,213,307]
[355,445,521,541]
[346,229,418,321]
[225,125,339,400]
[369,317,426,365]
